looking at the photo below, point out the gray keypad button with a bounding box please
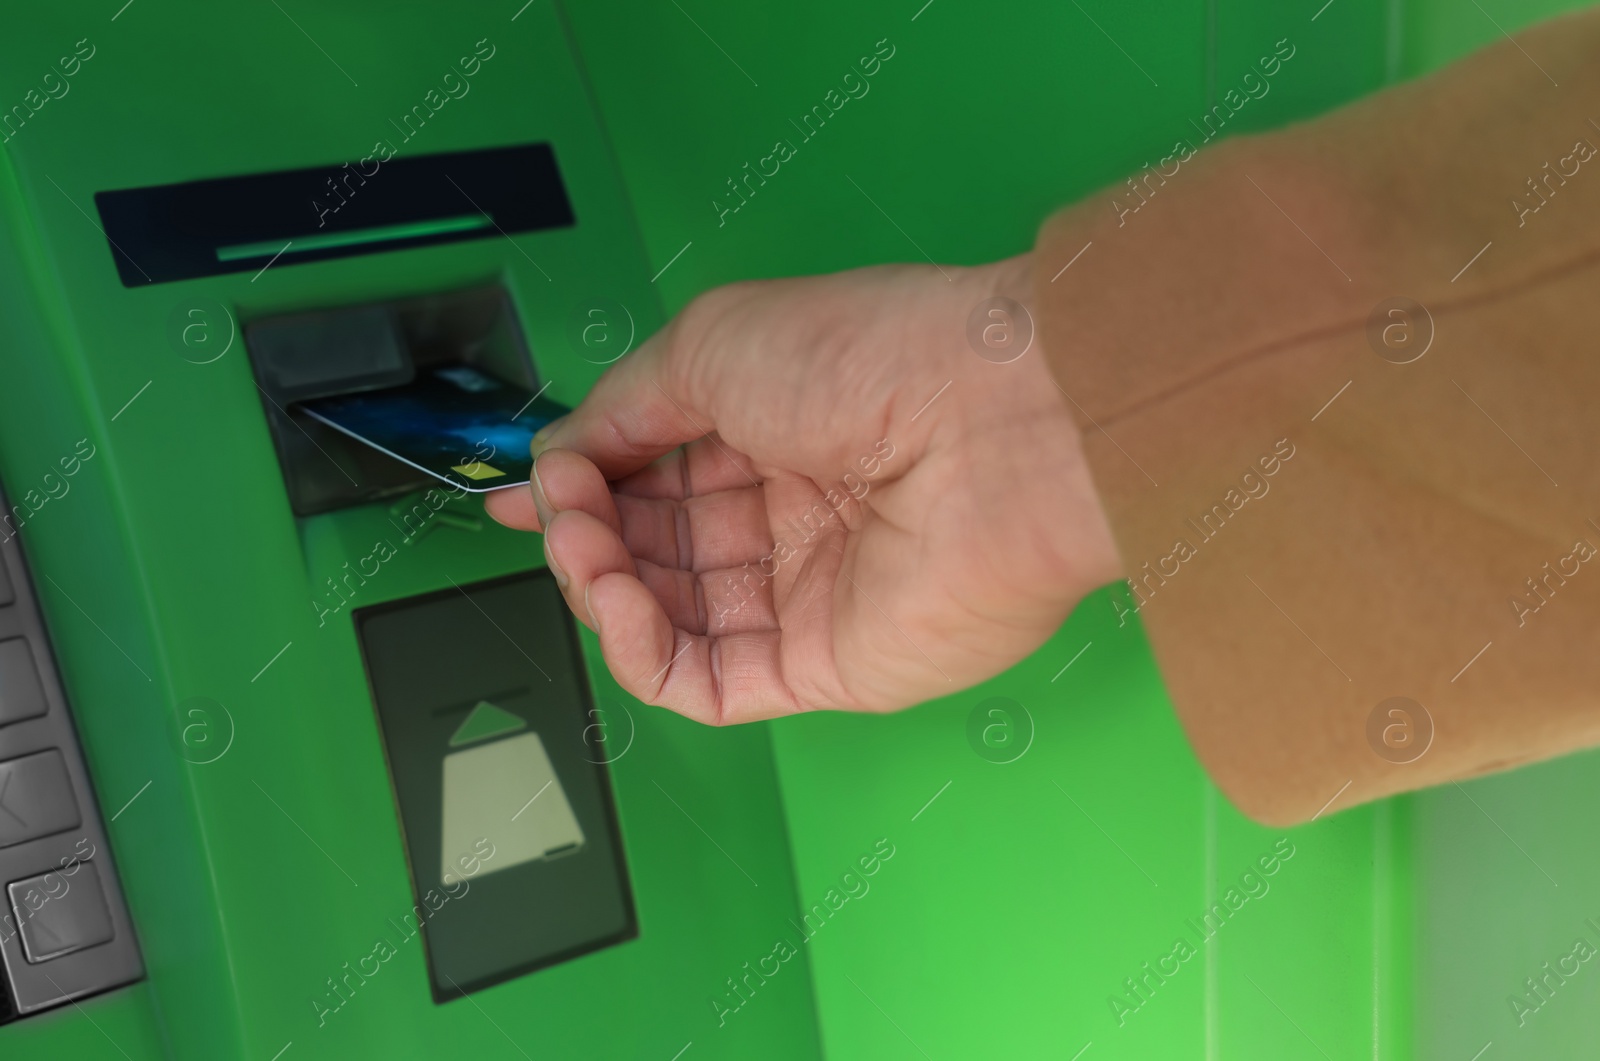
[8,861,114,963]
[0,639,48,726]
[0,752,80,849]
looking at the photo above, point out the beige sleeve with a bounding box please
[1033,9,1600,825]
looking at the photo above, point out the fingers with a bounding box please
[586,571,801,725]
[484,449,621,534]
[613,436,763,500]
[584,571,703,710]
[535,450,621,532]
[682,488,775,571]
[482,481,541,530]
[545,506,781,636]
[615,484,773,573]
[522,445,771,576]
[544,510,800,724]
[634,559,707,632]
[532,315,715,480]
[611,495,692,569]
[542,509,636,628]
[701,565,778,636]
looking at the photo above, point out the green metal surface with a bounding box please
[0,0,1589,1058]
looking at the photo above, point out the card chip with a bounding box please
[453,461,506,480]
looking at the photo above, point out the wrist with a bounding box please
[976,252,1127,598]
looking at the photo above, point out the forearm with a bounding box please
[1034,8,1600,824]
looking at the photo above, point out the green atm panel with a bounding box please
[0,2,819,1058]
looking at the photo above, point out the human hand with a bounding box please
[484,254,1122,724]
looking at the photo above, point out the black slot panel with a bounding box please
[354,571,636,1000]
[93,143,574,287]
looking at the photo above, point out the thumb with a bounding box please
[533,316,715,481]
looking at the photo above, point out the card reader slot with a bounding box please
[244,285,539,516]
[215,214,493,263]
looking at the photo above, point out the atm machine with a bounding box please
[5,1,1600,1059]
[0,4,822,1058]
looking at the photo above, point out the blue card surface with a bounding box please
[297,366,566,492]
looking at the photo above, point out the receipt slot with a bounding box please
[355,571,634,999]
